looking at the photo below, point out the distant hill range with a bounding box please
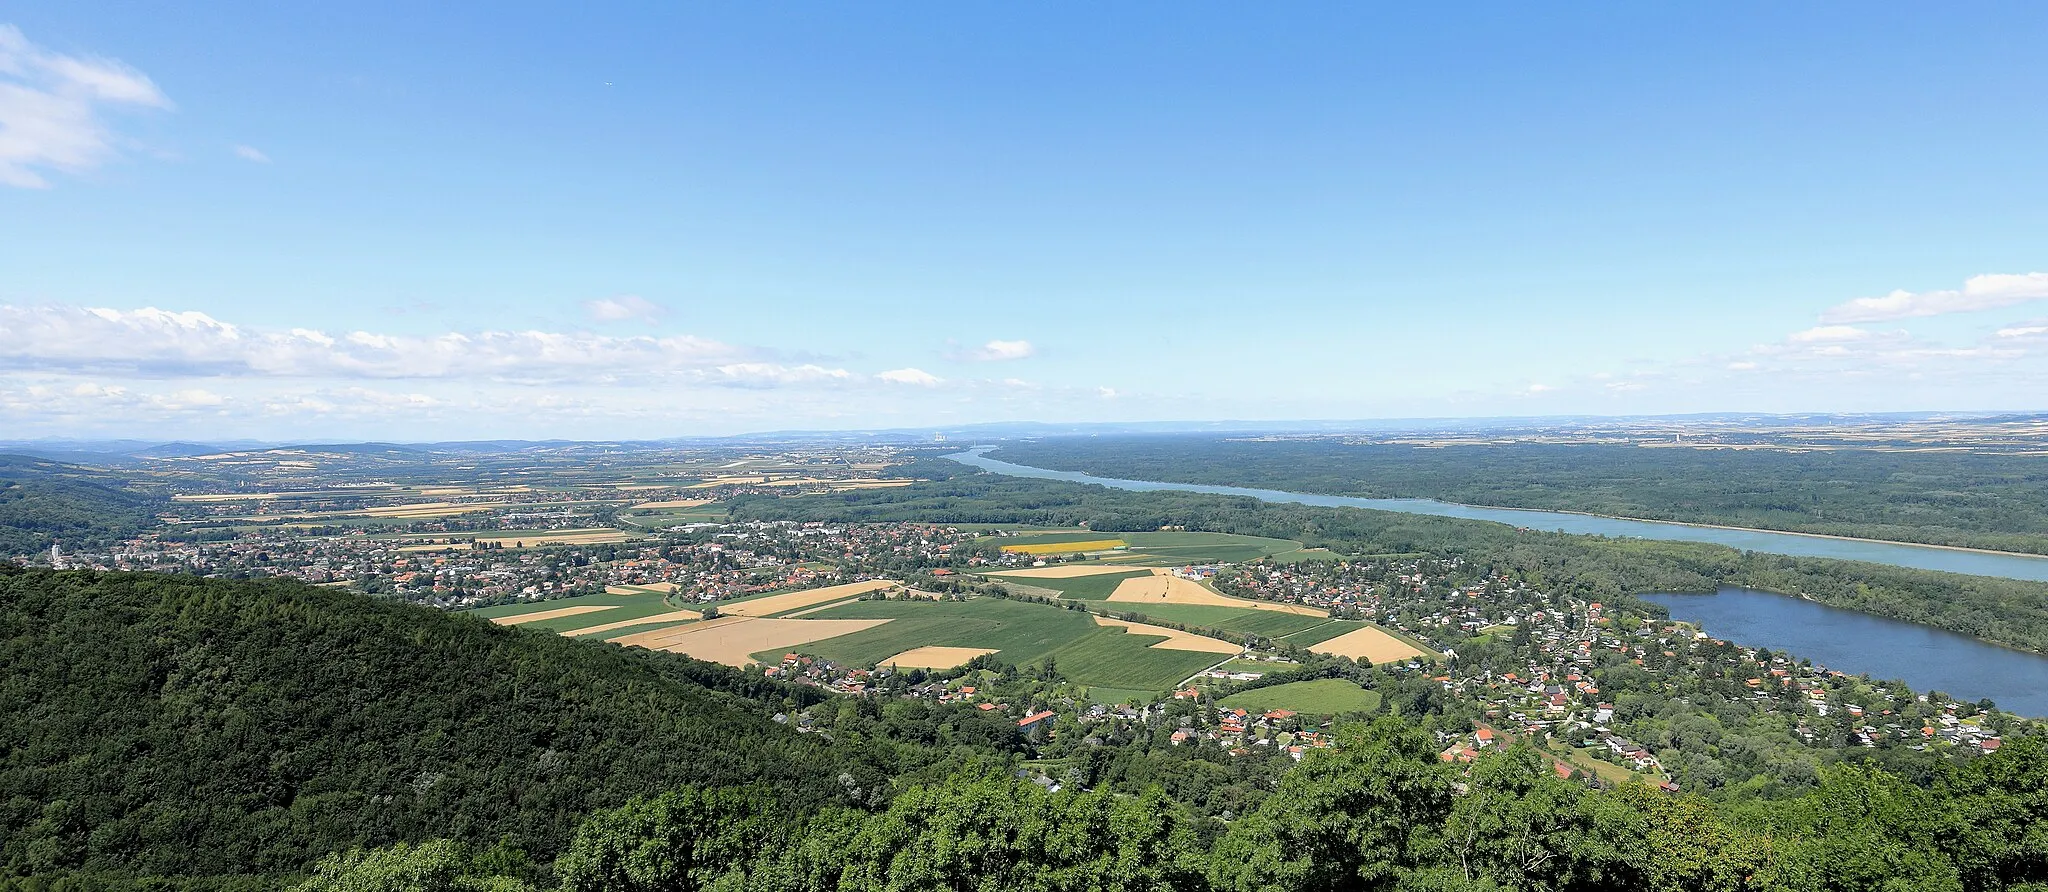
[3,409,2041,461]
[0,454,163,556]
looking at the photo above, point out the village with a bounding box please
[22,510,2030,792]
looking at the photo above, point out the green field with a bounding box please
[1219,679,1383,716]
[994,531,1132,546]
[984,569,1154,600]
[1277,620,1374,646]
[618,504,728,529]
[1096,603,1329,637]
[1213,658,1294,676]
[785,597,1222,692]
[1116,531,1322,564]
[465,588,687,632]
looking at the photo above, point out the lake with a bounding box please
[1645,587,2048,716]
[947,448,2048,582]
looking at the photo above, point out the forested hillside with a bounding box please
[732,463,2048,654]
[301,721,2048,892]
[0,566,1014,887]
[0,455,163,556]
[989,438,2048,555]
[6,561,2048,890]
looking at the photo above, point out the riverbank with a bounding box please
[1455,501,2048,560]
[951,448,2048,583]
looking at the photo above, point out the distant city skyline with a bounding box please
[4,5,2048,439]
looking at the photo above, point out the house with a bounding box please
[1474,728,1496,748]
[1018,710,1058,740]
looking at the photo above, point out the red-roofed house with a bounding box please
[1018,710,1058,740]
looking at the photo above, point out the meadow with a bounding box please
[467,586,686,632]
[786,597,1224,692]
[1218,679,1383,716]
[984,568,1155,600]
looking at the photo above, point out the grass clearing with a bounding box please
[790,597,1218,691]
[1092,616,1241,654]
[1002,539,1127,555]
[1096,603,1328,637]
[1280,620,1373,646]
[1220,679,1383,716]
[987,569,1154,601]
[471,588,683,632]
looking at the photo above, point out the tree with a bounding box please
[556,786,788,892]
[291,840,534,892]
[1209,717,1455,892]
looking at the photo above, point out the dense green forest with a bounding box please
[986,438,2048,555]
[0,455,163,556]
[0,566,1022,887]
[731,460,2048,654]
[272,723,2048,891]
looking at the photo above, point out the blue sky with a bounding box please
[4,3,2048,439]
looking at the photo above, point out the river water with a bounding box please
[947,448,2048,582]
[949,448,2048,715]
[1645,588,2048,716]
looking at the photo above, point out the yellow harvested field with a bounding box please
[364,501,511,517]
[616,616,892,667]
[1094,616,1242,654]
[1309,626,1430,663]
[602,581,675,597]
[1001,539,1126,555]
[879,646,999,669]
[489,604,617,626]
[720,580,897,616]
[1105,574,1328,616]
[561,609,704,637]
[986,565,1160,579]
[685,476,769,488]
[474,529,632,546]
[631,499,714,510]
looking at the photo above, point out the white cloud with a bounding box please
[1820,273,2048,323]
[1995,322,2048,340]
[232,144,269,163]
[876,367,942,386]
[1787,325,1877,343]
[0,24,171,188]
[0,303,767,381]
[1524,383,1554,394]
[710,362,853,388]
[582,295,666,323]
[954,338,1036,362]
[1727,361,1759,371]
[1096,387,1119,399]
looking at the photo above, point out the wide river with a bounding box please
[951,448,2048,715]
[948,448,2048,582]
[1645,588,2048,716]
